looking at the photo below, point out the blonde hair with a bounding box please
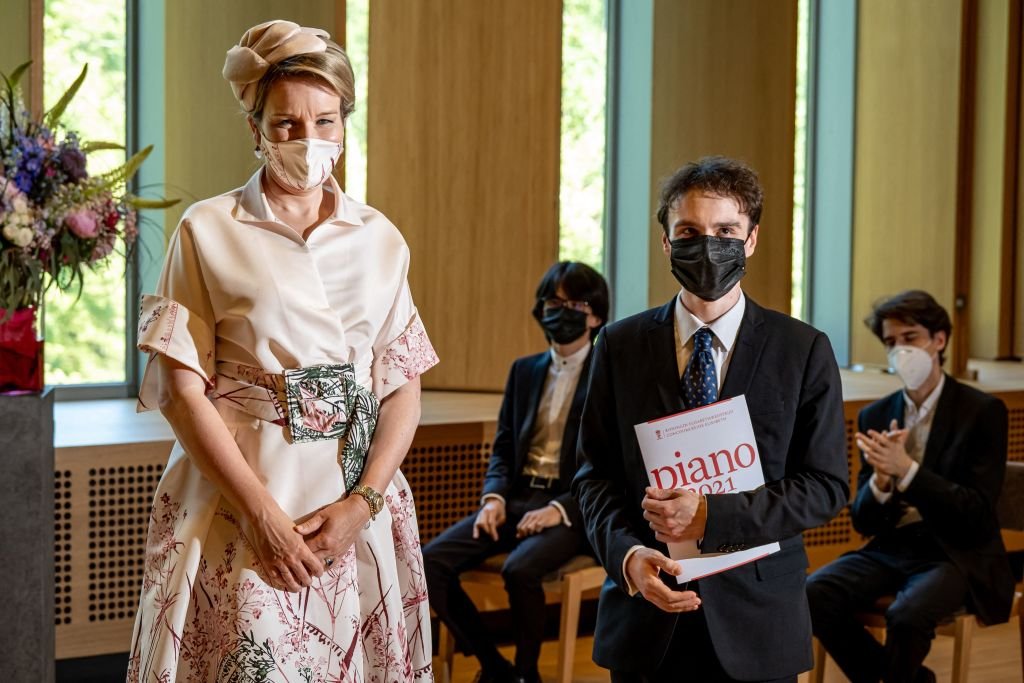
[249,40,355,122]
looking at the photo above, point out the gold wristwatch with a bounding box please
[350,484,384,521]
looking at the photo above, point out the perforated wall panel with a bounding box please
[1007,404,1023,463]
[86,464,163,624]
[401,423,494,545]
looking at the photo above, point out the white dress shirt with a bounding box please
[869,373,945,527]
[673,292,746,385]
[623,291,746,593]
[482,342,592,525]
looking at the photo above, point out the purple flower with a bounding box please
[58,147,87,181]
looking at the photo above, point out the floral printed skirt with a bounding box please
[126,454,433,683]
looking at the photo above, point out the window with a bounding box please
[559,0,607,272]
[345,0,369,204]
[42,0,129,388]
[791,0,811,320]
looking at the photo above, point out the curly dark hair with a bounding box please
[865,290,952,365]
[656,156,763,235]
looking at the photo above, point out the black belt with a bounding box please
[520,474,559,490]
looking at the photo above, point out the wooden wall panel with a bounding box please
[0,0,32,102]
[366,0,562,391]
[165,2,341,232]
[968,0,1011,361]
[647,0,797,313]
[850,0,962,366]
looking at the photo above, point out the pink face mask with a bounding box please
[258,138,343,192]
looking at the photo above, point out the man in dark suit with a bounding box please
[572,156,849,682]
[807,290,1014,683]
[423,261,609,683]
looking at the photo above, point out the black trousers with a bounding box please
[422,486,588,675]
[806,523,968,683]
[608,597,798,683]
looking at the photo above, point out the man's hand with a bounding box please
[515,504,562,538]
[856,419,912,481]
[473,498,506,541]
[642,487,707,543]
[625,548,700,613]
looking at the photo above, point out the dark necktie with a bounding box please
[682,327,718,409]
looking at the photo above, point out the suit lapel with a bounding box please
[647,299,685,416]
[719,297,767,400]
[921,375,956,472]
[517,353,551,465]
[559,351,593,482]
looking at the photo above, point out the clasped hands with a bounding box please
[855,419,912,492]
[249,495,371,593]
[625,487,707,614]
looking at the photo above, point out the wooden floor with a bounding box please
[445,620,1024,682]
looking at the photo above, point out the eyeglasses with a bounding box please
[542,297,590,313]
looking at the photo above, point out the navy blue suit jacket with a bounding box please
[572,296,849,679]
[482,350,591,524]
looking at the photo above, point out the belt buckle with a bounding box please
[529,475,552,490]
[283,363,353,443]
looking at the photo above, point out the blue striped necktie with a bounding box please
[682,327,718,409]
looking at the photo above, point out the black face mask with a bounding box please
[669,235,747,301]
[536,306,589,345]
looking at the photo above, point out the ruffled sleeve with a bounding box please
[370,279,439,400]
[137,220,217,411]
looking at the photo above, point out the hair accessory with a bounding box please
[222,20,330,112]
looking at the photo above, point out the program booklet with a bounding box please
[634,395,780,582]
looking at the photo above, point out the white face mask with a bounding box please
[887,345,934,391]
[258,138,343,192]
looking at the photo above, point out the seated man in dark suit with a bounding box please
[807,290,1015,683]
[572,156,849,683]
[423,261,608,683]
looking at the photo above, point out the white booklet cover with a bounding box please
[634,395,780,583]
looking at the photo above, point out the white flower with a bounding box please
[14,226,33,247]
[12,195,28,214]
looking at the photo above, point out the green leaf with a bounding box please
[80,140,124,153]
[5,61,31,89]
[44,63,88,130]
[100,144,152,187]
[125,195,181,210]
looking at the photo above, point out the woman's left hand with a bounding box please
[295,497,372,569]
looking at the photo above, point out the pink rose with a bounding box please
[65,209,99,238]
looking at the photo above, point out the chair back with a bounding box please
[997,461,1024,532]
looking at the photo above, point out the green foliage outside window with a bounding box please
[43,0,128,385]
[560,0,607,272]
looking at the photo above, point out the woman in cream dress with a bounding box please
[127,20,438,683]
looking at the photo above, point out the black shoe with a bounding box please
[471,662,516,683]
[511,671,542,683]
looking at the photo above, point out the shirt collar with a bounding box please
[904,372,945,419]
[674,291,746,352]
[549,341,592,370]
[233,168,365,227]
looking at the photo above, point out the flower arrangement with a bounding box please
[0,61,176,312]
[0,62,176,393]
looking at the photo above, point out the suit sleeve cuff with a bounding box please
[896,461,920,492]
[869,474,894,503]
[548,500,572,527]
[481,493,506,506]
[622,545,644,596]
